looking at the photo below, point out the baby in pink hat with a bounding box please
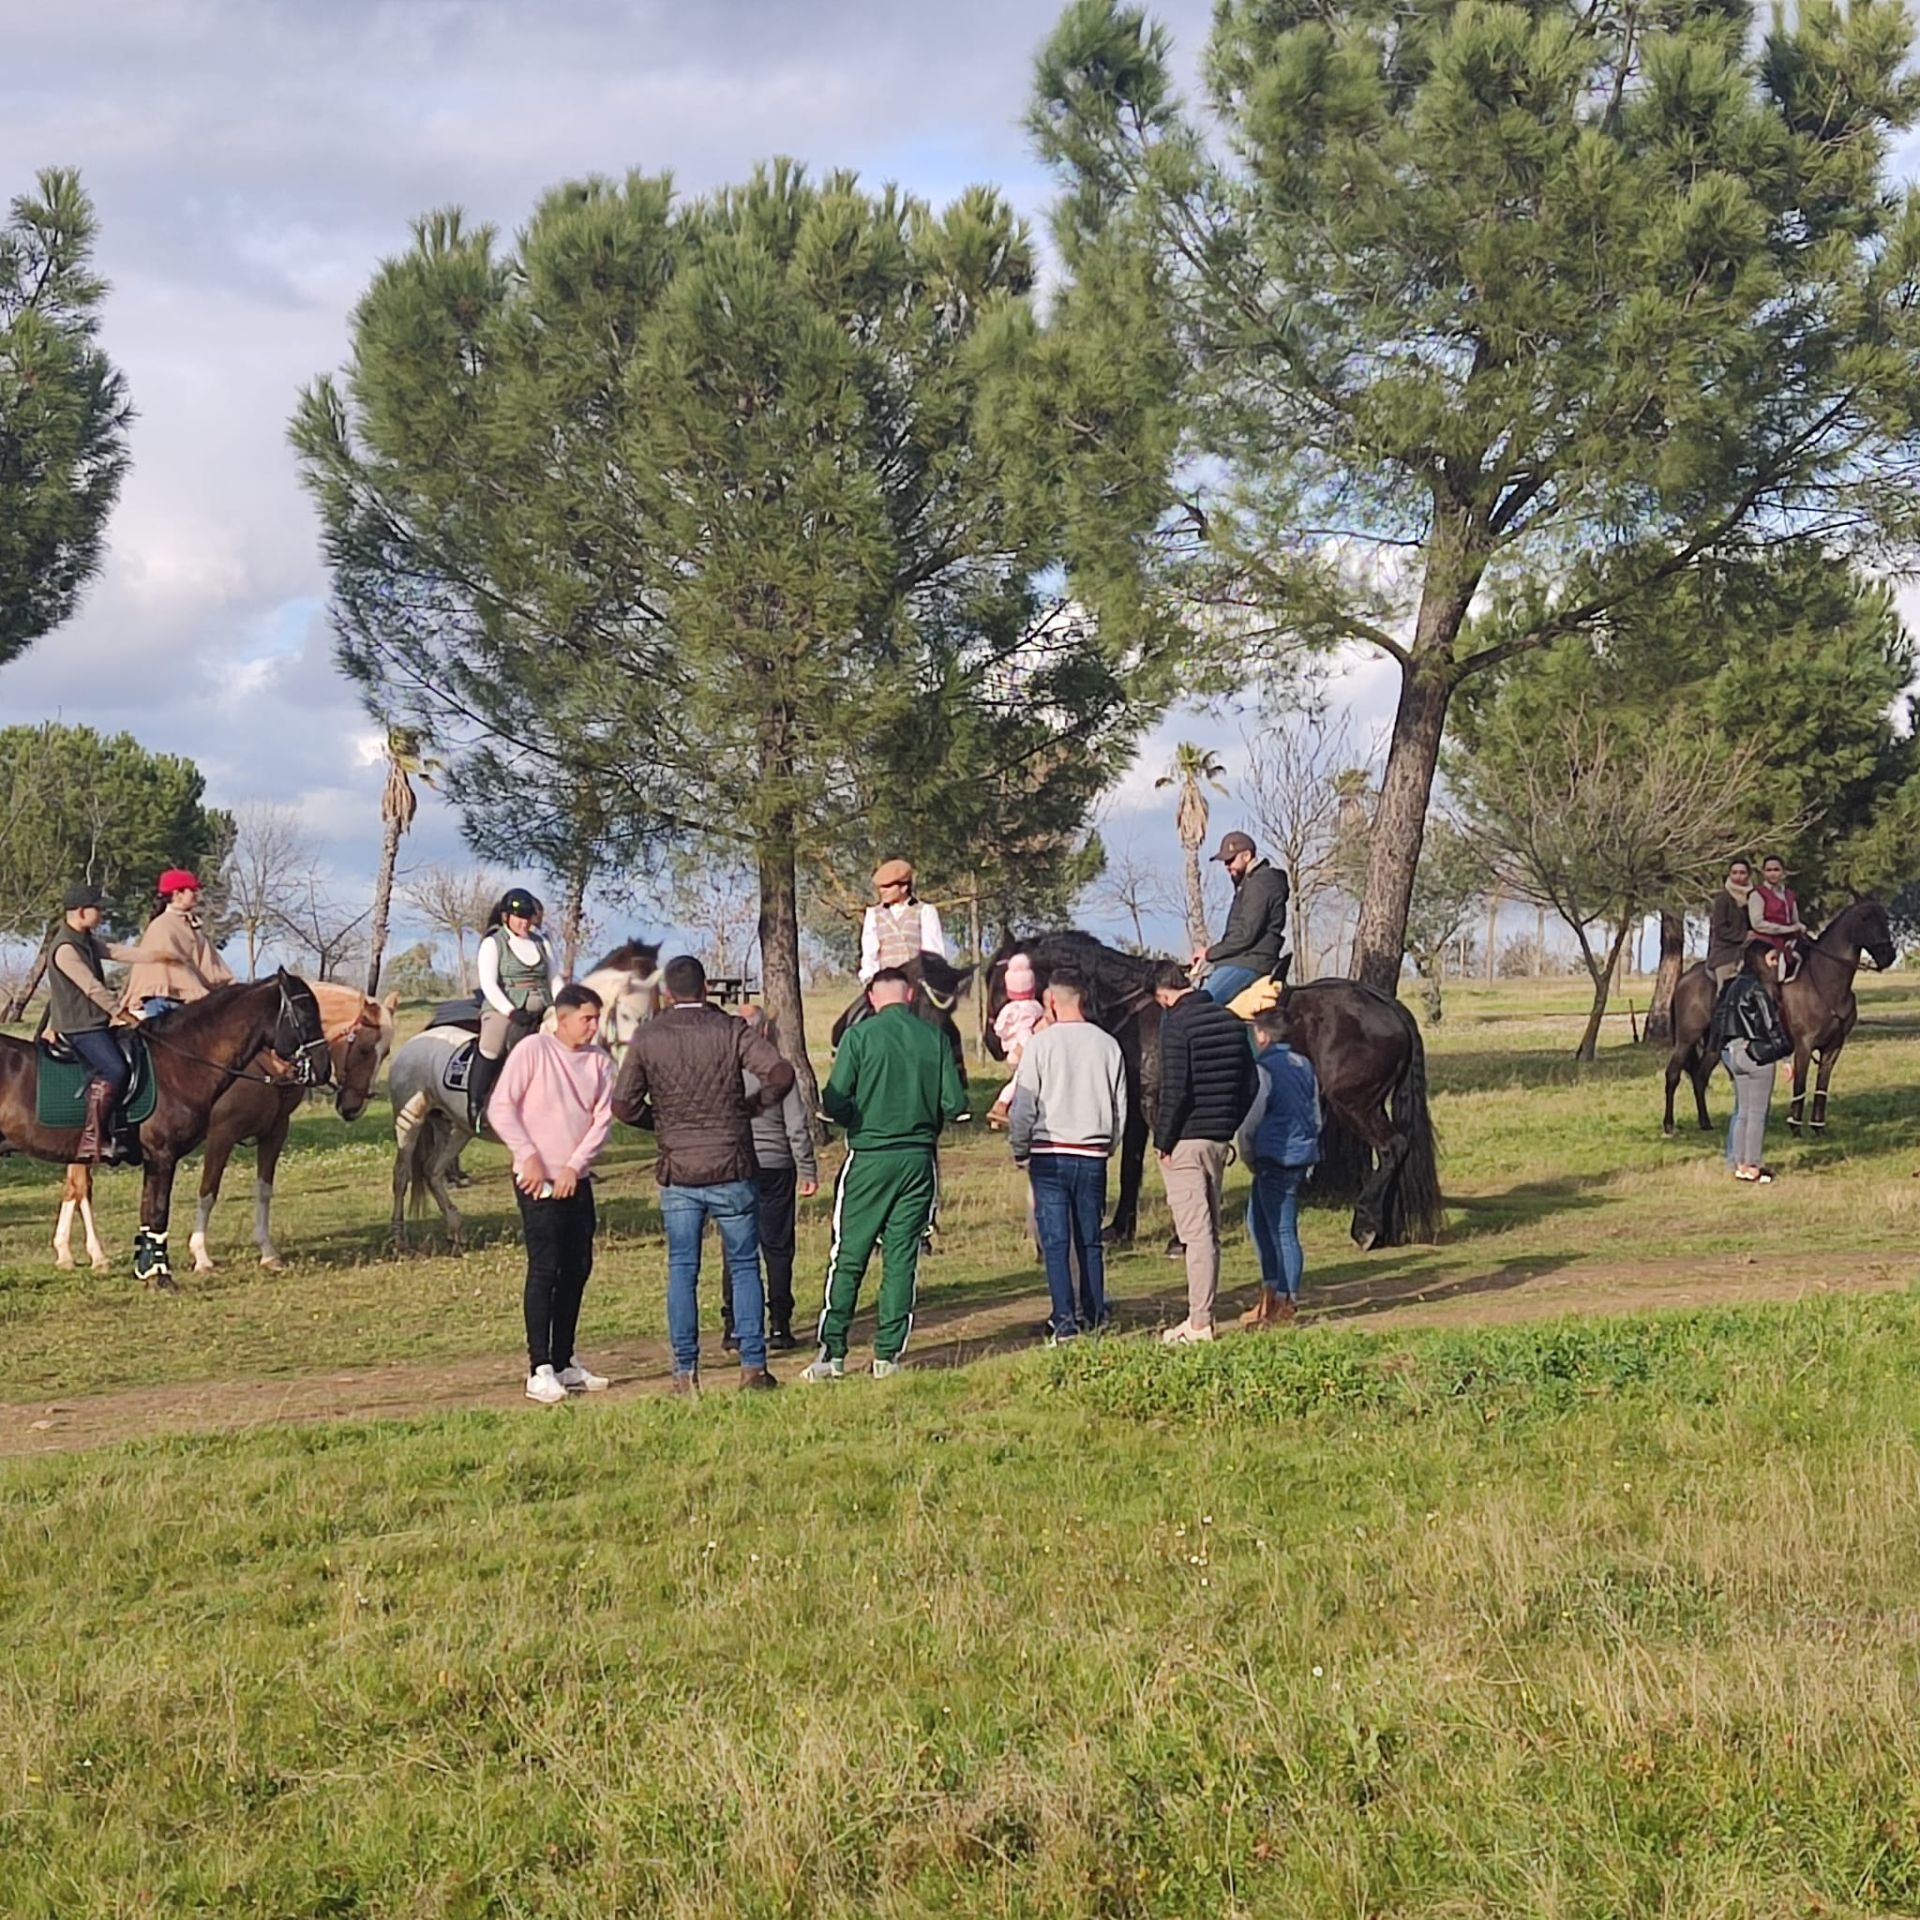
[988,952,1049,1129]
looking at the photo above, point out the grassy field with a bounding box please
[3,975,1919,1915]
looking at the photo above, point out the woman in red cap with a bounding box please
[119,869,234,1019]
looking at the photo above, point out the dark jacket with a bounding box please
[1207,859,1289,971]
[1710,974,1790,1061]
[612,1002,796,1188]
[1154,991,1258,1153]
[821,1002,968,1152]
[1705,886,1752,974]
[1245,1043,1322,1169]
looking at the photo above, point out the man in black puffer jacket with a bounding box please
[1151,961,1258,1344]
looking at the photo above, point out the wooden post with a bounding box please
[968,876,987,1063]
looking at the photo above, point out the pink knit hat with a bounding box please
[1005,952,1037,998]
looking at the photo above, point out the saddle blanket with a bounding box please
[35,1034,159,1129]
[440,1039,477,1095]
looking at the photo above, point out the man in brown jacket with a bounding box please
[613,955,796,1391]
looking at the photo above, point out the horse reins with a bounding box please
[142,980,331,1089]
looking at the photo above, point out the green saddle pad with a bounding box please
[36,1033,158,1129]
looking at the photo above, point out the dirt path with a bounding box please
[3,1249,1912,1459]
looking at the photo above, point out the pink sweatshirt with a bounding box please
[487,1033,614,1178]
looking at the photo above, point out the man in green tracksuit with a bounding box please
[803,967,969,1381]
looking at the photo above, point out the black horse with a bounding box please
[830,952,975,1082]
[986,932,1442,1249]
[1663,896,1897,1136]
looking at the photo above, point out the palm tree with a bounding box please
[365,727,431,996]
[1156,744,1228,953]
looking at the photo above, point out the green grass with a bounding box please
[5,974,1920,1914]
[9,1295,1920,1915]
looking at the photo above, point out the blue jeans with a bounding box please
[67,1027,131,1102]
[1202,964,1262,1005]
[1247,1160,1308,1300]
[660,1181,765,1372]
[141,996,181,1020]
[1028,1153,1108,1338]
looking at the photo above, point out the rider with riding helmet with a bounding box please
[45,883,147,1165]
[470,887,566,1134]
[119,868,234,1019]
[1192,831,1290,1006]
[1748,854,1809,980]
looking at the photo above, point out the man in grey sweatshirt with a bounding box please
[724,1005,819,1352]
[1007,967,1129,1341]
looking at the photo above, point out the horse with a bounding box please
[830,952,975,1082]
[580,937,662,1052]
[385,1022,489,1247]
[51,982,397,1275]
[986,933,1442,1250]
[1663,897,1898,1136]
[0,973,329,1291]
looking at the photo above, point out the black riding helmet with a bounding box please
[501,888,542,921]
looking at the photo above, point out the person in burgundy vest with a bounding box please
[1748,853,1809,980]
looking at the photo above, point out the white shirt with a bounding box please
[477,928,565,1015]
[859,901,948,982]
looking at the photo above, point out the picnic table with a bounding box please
[708,976,758,1007]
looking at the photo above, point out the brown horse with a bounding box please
[1662,898,1897,1136]
[0,973,329,1290]
[986,933,1442,1249]
[51,982,397,1274]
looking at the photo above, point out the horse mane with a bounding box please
[1817,896,1886,940]
[589,936,661,976]
[916,950,971,996]
[993,930,1162,996]
[308,979,388,1041]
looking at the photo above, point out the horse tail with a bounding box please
[1384,1020,1443,1245]
[409,1110,449,1219]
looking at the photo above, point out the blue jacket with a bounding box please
[1246,1043,1321,1168]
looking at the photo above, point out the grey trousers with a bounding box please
[1162,1138,1231,1326]
[1723,1039,1776,1167]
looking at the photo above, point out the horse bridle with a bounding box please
[146,979,331,1088]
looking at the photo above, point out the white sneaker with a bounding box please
[871,1357,902,1379]
[526,1364,568,1405]
[558,1360,608,1393]
[799,1354,845,1383]
[1160,1319,1215,1346]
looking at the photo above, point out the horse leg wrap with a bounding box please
[134,1228,173,1286]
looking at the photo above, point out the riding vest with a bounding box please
[47,925,111,1035]
[873,903,932,971]
[488,929,554,1011]
[1752,883,1800,948]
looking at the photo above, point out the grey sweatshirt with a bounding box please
[744,1069,819,1182]
[1007,1021,1129,1161]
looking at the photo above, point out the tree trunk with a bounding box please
[1415,953,1444,1025]
[968,876,986,1062]
[1534,905,1547,976]
[757,823,821,1120]
[365,815,402,996]
[1,934,54,1023]
[559,862,589,980]
[1483,888,1501,984]
[1643,909,1685,1044]
[1351,660,1457,994]
[1183,844,1208,954]
[1574,924,1634,1061]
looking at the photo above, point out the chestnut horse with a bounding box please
[1662,898,1898,1136]
[0,973,328,1290]
[52,982,397,1275]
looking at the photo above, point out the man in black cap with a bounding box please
[46,884,145,1163]
[1191,831,1290,1005]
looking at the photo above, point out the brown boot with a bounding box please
[75,1079,113,1164]
[1238,1289,1279,1329]
[739,1367,780,1392]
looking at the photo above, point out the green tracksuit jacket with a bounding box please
[816,1004,969,1361]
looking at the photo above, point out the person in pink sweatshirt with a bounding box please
[487,982,616,1405]
[987,952,1049,1130]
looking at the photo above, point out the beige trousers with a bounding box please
[1161,1138,1231,1327]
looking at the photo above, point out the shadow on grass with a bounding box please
[1444,1175,1616,1240]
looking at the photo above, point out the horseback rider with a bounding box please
[1191,830,1290,1006]
[1749,854,1810,982]
[860,860,948,982]
[119,868,234,1019]
[469,887,566,1135]
[1705,858,1755,987]
[45,883,146,1165]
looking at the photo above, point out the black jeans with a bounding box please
[723,1165,799,1337]
[517,1183,596,1373]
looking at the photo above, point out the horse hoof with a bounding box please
[90,1258,111,1274]
[150,1272,180,1294]
[192,1257,215,1275]
[260,1256,285,1273]
[53,1253,74,1272]
[1100,1225,1135,1249]
[1351,1222,1379,1253]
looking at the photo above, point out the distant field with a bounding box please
[3,973,1918,1916]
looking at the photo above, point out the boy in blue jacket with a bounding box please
[1235,1007,1322,1326]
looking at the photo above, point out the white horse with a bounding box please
[386,1025,487,1247]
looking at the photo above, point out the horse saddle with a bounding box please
[440,1039,477,1095]
[428,994,484,1033]
[35,1031,159,1129]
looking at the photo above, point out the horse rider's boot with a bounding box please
[75,1079,114,1165]
[467,1051,502,1136]
[111,1114,144,1169]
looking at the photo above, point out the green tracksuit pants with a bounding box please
[817,1146,937,1362]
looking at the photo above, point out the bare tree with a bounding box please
[274,871,372,984]
[1090,834,1180,953]
[224,804,322,977]
[1458,708,1763,1060]
[1239,715,1369,978]
[403,864,503,991]
[668,857,760,978]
